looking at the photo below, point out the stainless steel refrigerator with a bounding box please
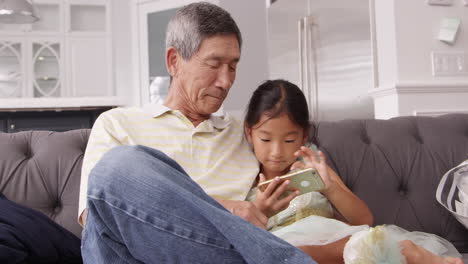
[267,0,375,121]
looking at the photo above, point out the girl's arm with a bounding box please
[322,166,373,226]
[292,146,373,226]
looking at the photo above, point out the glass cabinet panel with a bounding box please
[0,42,22,98]
[32,43,61,97]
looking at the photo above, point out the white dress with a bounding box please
[246,189,461,263]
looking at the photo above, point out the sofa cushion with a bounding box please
[0,129,90,238]
[314,114,468,252]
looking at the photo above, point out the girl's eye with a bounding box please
[260,139,270,142]
[285,140,296,143]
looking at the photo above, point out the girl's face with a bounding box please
[245,113,308,179]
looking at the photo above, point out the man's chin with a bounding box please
[203,105,223,115]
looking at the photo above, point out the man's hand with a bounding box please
[79,210,87,227]
[253,173,297,218]
[215,199,268,229]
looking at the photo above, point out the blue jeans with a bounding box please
[81,145,315,264]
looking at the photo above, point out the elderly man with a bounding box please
[79,2,313,263]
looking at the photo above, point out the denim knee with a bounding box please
[87,145,189,195]
[101,145,185,175]
[87,145,149,192]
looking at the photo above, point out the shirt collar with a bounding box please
[143,103,171,117]
[143,103,231,130]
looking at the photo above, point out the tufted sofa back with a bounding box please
[0,114,467,252]
[314,113,468,252]
[0,129,90,238]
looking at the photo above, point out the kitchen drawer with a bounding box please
[0,117,6,132]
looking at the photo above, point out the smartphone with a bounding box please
[257,167,324,196]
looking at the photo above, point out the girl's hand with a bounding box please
[291,146,333,191]
[292,146,374,226]
[253,173,298,218]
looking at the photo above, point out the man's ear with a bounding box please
[166,47,179,77]
[244,126,253,144]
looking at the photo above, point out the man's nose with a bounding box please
[216,65,233,90]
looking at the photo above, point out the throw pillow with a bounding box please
[0,194,82,264]
[436,159,468,229]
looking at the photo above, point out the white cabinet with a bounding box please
[30,39,64,97]
[0,41,23,98]
[0,0,117,109]
[66,37,111,97]
[0,38,64,98]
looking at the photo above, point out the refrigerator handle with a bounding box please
[298,18,304,94]
[304,16,319,121]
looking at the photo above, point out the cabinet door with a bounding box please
[30,1,62,34]
[0,41,24,98]
[31,41,63,97]
[0,115,6,132]
[66,37,112,97]
[4,109,109,133]
[7,112,91,132]
[67,0,109,34]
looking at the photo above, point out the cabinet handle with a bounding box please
[10,124,15,130]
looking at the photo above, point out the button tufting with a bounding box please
[414,135,424,144]
[53,201,62,213]
[23,145,32,159]
[398,186,407,196]
[361,134,371,144]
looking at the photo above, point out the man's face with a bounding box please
[175,34,240,116]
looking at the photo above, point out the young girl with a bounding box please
[244,79,462,264]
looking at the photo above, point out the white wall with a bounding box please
[375,0,468,85]
[220,0,270,117]
[112,1,134,105]
[116,0,468,117]
[371,0,468,118]
[373,0,398,87]
[394,0,468,83]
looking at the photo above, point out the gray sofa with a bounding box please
[0,114,467,256]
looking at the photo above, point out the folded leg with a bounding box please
[82,145,314,264]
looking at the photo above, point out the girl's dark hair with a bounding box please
[245,79,312,137]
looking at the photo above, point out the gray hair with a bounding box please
[165,2,242,60]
